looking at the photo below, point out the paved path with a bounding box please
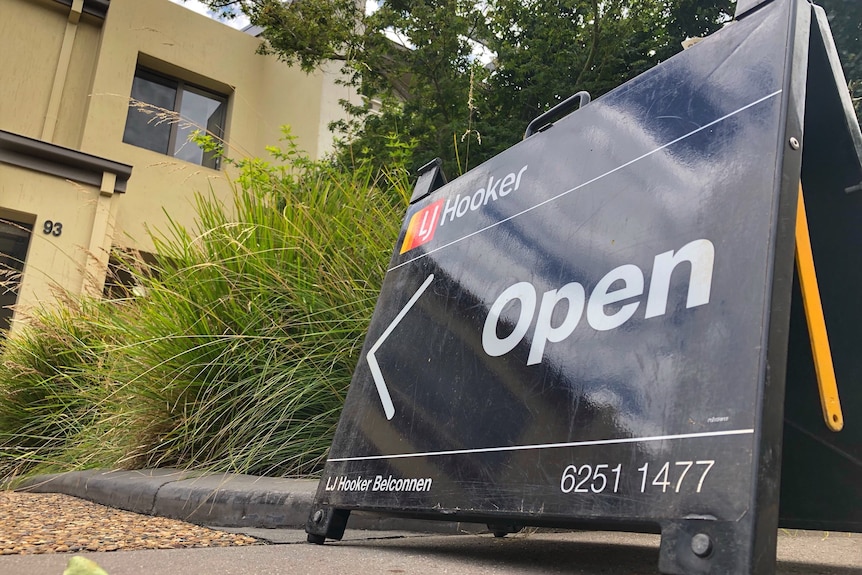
[12,469,861,573]
[1,529,859,575]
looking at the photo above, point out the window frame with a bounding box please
[0,218,33,334]
[124,67,228,170]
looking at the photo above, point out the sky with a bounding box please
[169,0,381,29]
[168,0,250,29]
[168,1,493,63]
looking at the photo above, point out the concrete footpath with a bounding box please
[1,528,859,575]
[12,469,862,574]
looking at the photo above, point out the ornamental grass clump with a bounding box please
[0,136,411,480]
[123,153,409,476]
[0,302,133,478]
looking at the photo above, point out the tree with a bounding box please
[476,0,729,167]
[455,0,733,171]
[817,0,861,121]
[194,0,735,174]
[199,0,362,72]
[341,0,491,175]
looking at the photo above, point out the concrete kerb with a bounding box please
[13,469,479,535]
[149,473,319,527]
[16,468,204,516]
[15,470,316,528]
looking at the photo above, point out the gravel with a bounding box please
[1,492,261,555]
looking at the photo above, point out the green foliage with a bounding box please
[661,0,735,60]
[817,0,861,121]
[0,134,410,480]
[64,556,110,575]
[334,1,491,176]
[122,141,408,476]
[479,0,664,159]
[200,0,362,72]
[476,0,733,162]
[0,302,131,477]
[197,0,735,175]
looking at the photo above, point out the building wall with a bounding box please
[55,15,103,150]
[0,0,352,334]
[0,165,106,312]
[81,0,339,252]
[0,0,69,140]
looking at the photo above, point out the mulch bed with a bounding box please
[1,491,260,555]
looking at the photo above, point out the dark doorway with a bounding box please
[0,219,32,333]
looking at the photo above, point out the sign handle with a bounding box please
[795,183,844,431]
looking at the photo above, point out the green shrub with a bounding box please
[123,153,409,476]
[0,302,131,478]
[0,135,411,479]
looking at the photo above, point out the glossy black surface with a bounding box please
[778,4,862,532]
[309,0,841,571]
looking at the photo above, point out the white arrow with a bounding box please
[366,274,435,420]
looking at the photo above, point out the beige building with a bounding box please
[0,0,352,334]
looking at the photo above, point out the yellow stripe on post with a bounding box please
[795,183,844,431]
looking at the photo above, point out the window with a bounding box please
[123,68,227,170]
[0,218,32,333]
[103,248,159,301]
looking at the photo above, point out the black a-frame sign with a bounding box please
[306,1,862,573]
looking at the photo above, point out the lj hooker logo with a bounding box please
[399,164,529,254]
[400,199,444,254]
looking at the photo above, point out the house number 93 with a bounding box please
[43,220,63,237]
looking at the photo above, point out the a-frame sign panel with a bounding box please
[306,1,843,573]
[779,4,862,534]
